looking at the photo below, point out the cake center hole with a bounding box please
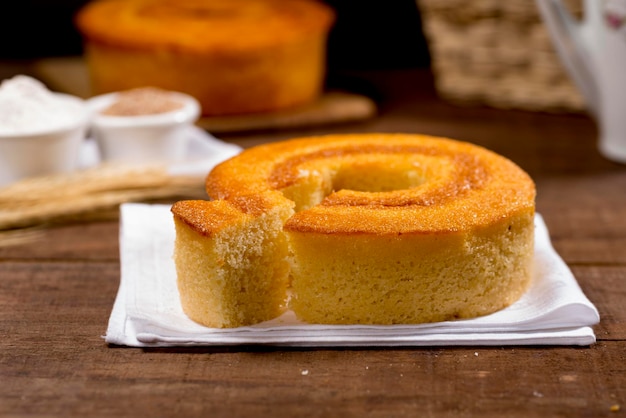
[278,154,449,212]
[332,162,427,193]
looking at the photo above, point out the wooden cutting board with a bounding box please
[34,57,377,134]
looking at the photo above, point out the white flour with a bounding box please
[0,75,85,135]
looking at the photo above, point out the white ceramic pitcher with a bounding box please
[536,0,626,163]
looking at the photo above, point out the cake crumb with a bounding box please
[301,369,309,376]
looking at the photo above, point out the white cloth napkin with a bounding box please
[105,203,600,347]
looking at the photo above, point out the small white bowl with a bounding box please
[87,90,201,164]
[0,94,89,187]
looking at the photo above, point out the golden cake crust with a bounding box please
[75,0,335,53]
[171,200,251,237]
[205,133,536,234]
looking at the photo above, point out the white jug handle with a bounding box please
[535,0,600,117]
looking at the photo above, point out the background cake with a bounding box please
[75,0,335,116]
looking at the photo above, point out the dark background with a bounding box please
[0,0,431,72]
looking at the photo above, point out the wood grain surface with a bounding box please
[1,68,624,418]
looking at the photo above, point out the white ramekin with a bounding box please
[86,91,201,164]
[0,94,89,187]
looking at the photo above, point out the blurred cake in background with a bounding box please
[75,0,335,116]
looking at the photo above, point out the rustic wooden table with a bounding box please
[1,67,624,417]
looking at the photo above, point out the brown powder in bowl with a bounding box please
[101,87,185,116]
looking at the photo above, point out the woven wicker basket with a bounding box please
[417,0,585,112]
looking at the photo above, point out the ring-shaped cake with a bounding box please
[172,133,536,328]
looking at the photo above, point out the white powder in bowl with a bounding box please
[0,75,85,135]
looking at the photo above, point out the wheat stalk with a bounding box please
[0,163,206,231]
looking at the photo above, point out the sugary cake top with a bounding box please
[199,133,536,235]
